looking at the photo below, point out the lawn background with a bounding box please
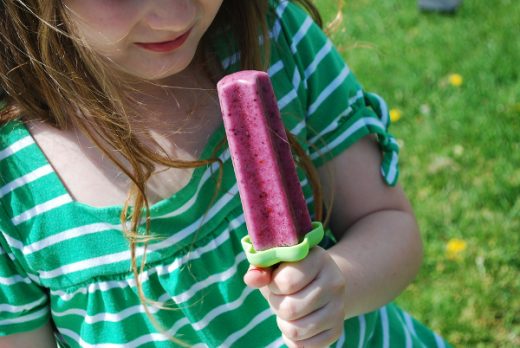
[315,0,520,347]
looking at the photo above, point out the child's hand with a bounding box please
[243,247,347,348]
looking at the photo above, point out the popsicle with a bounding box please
[217,70,323,267]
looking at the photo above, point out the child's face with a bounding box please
[63,0,224,80]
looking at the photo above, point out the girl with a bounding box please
[0,1,450,347]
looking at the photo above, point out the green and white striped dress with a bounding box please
[0,1,450,347]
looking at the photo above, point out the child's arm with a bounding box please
[244,135,423,347]
[0,320,57,348]
[322,135,423,318]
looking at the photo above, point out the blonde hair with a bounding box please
[1,0,327,343]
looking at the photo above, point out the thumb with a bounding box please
[243,265,273,288]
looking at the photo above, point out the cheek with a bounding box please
[65,1,140,51]
[204,0,224,22]
[79,22,130,53]
[195,0,224,37]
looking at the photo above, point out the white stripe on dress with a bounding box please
[310,117,385,160]
[266,337,285,348]
[290,17,313,54]
[39,184,239,279]
[268,60,284,77]
[11,194,73,226]
[403,311,418,337]
[165,252,246,304]
[190,286,256,331]
[52,303,159,324]
[307,65,351,116]
[270,0,290,42]
[0,136,34,161]
[335,329,346,347]
[274,71,304,113]
[0,306,48,326]
[221,52,240,70]
[271,19,282,41]
[393,307,413,348]
[55,258,254,346]
[0,297,46,314]
[53,255,248,325]
[146,184,239,252]
[292,67,302,90]
[39,248,135,280]
[308,90,364,145]
[304,40,333,82]
[59,327,170,348]
[1,232,24,253]
[385,151,399,184]
[275,1,290,20]
[219,307,274,347]
[290,120,305,136]
[357,314,367,348]
[26,272,41,285]
[0,164,53,198]
[371,93,389,128]
[220,0,288,70]
[278,89,298,110]
[435,333,447,348]
[0,274,31,286]
[154,150,230,220]
[380,306,390,348]
[24,223,121,255]
[51,220,239,300]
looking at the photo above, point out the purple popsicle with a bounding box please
[217,70,313,251]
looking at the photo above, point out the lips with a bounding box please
[135,29,192,53]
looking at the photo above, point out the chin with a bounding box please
[135,59,194,81]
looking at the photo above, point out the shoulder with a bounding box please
[268,0,339,81]
[0,121,48,234]
[269,0,322,42]
[269,0,311,20]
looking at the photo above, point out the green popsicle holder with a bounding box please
[241,221,324,268]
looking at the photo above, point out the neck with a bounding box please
[125,61,216,120]
[114,61,222,161]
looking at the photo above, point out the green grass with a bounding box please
[315,0,520,346]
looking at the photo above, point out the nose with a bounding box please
[143,0,197,31]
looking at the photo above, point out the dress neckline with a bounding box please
[20,121,227,217]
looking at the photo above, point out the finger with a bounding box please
[243,265,272,289]
[276,300,344,342]
[269,247,326,295]
[268,276,328,321]
[283,327,344,348]
[269,253,346,321]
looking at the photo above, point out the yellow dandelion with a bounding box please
[446,238,467,260]
[448,73,463,87]
[453,144,464,157]
[390,108,402,123]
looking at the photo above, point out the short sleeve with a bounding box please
[276,1,400,185]
[0,212,50,336]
